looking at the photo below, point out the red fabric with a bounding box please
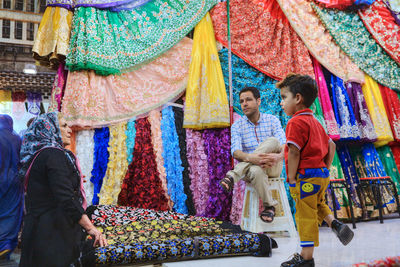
[210,0,314,81]
[314,0,354,10]
[379,84,400,142]
[359,0,400,64]
[390,145,400,172]
[118,118,169,211]
[284,109,331,172]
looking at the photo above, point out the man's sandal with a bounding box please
[260,206,275,223]
[219,176,234,193]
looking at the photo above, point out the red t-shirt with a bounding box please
[284,109,331,174]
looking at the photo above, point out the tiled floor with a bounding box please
[164,218,400,267]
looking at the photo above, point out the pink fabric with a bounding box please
[61,38,192,128]
[313,58,341,141]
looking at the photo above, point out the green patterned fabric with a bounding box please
[311,2,400,91]
[66,0,217,75]
[310,97,327,131]
[377,145,400,192]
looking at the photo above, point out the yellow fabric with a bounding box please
[32,6,72,69]
[0,90,12,114]
[289,176,331,247]
[183,12,230,130]
[99,122,128,205]
[361,75,394,147]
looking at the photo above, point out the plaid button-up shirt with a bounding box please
[231,113,286,155]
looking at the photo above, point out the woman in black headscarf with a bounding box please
[19,112,107,267]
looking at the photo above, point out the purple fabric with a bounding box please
[46,0,74,9]
[202,128,232,221]
[26,91,42,116]
[383,0,400,25]
[109,0,152,11]
[75,0,136,8]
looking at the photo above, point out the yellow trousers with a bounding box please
[289,172,331,247]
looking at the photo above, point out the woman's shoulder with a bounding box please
[36,147,68,162]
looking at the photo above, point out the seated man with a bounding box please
[220,87,286,222]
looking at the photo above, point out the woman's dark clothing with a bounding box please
[20,148,85,267]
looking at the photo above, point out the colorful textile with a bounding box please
[329,75,361,141]
[276,0,364,83]
[313,58,340,140]
[161,106,187,214]
[49,63,68,112]
[75,130,95,206]
[383,0,400,24]
[359,0,400,64]
[33,7,72,69]
[0,90,12,114]
[310,97,328,132]
[109,0,153,11]
[66,0,217,75]
[345,82,378,142]
[361,75,394,147]
[379,85,400,142]
[75,0,140,8]
[352,256,400,267]
[377,145,400,192]
[90,127,110,205]
[0,115,22,255]
[186,129,210,217]
[98,123,128,205]
[202,129,232,221]
[390,145,400,174]
[125,120,136,164]
[311,2,400,91]
[62,38,192,128]
[183,13,229,130]
[46,0,74,9]
[26,92,42,116]
[361,143,387,177]
[218,48,289,128]
[118,118,169,211]
[314,0,354,9]
[211,0,314,81]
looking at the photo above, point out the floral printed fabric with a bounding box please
[62,38,192,128]
[377,145,400,192]
[314,0,354,10]
[66,0,217,75]
[359,0,400,64]
[276,0,364,83]
[48,63,68,112]
[311,2,400,91]
[33,7,72,69]
[383,0,400,25]
[210,0,314,81]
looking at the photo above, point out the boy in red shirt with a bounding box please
[278,74,354,267]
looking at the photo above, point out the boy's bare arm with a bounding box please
[287,144,300,184]
[324,141,336,169]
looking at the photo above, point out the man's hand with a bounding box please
[248,153,281,168]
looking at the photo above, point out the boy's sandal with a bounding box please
[260,206,275,223]
[219,176,234,193]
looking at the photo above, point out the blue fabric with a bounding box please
[298,168,330,179]
[125,120,136,164]
[90,127,110,205]
[361,143,387,177]
[354,0,375,5]
[0,115,22,255]
[109,0,152,11]
[161,106,188,214]
[218,48,289,128]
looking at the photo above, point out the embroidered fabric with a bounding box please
[211,0,314,81]
[183,13,230,130]
[161,106,188,214]
[345,82,378,142]
[98,123,128,205]
[149,110,172,209]
[108,0,152,11]
[46,0,75,9]
[276,0,364,83]
[75,130,95,206]
[361,143,387,177]
[218,48,289,127]
[0,90,12,114]
[49,63,68,112]
[383,0,400,25]
[11,91,26,121]
[186,129,210,217]
[314,0,354,9]
[90,127,110,205]
[125,120,136,164]
[26,92,42,116]
[310,97,328,132]
[359,0,400,64]
[62,38,192,128]
[202,128,232,221]
[378,85,400,142]
[311,2,400,91]
[66,0,217,75]
[377,145,400,192]
[361,75,394,147]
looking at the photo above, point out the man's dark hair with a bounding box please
[239,87,261,100]
[276,74,318,108]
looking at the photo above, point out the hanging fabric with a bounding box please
[211,0,314,81]
[26,92,42,116]
[378,85,400,142]
[0,90,12,114]
[377,145,400,192]
[49,63,68,112]
[98,123,128,205]
[183,13,230,130]
[46,0,74,9]
[118,118,169,211]
[125,120,136,165]
[345,82,378,143]
[382,0,400,24]
[62,38,192,128]
[310,97,328,132]
[202,128,232,221]
[361,75,394,147]
[275,0,364,83]
[32,7,72,69]
[108,0,153,11]
[66,0,218,75]
[75,130,95,206]
[311,2,400,91]
[314,0,354,9]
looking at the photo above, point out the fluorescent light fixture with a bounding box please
[23,63,37,74]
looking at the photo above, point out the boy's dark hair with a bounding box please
[276,74,318,108]
[239,87,261,100]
